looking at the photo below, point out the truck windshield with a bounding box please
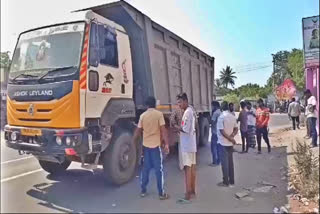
[9,22,85,82]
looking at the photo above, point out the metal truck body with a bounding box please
[5,1,214,185]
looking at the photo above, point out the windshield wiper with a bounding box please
[10,73,38,82]
[37,66,77,82]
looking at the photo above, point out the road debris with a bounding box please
[253,186,274,193]
[235,190,250,199]
[280,206,289,213]
[258,181,277,187]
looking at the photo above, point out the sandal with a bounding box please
[176,198,191,204]
[159,193,170,200]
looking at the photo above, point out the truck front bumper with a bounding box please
[4,125,90,155]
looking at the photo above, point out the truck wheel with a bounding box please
[38,159,71,174]
[199,117,210,146]
[103,131,137,185]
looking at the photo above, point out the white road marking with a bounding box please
[1,169,43,183]
[1,156,34,165]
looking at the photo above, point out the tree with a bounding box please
[288,49,305,90]
[0,52,11,68]
[219,65,237,88]
[267,50,291,89]
[223,92,240,110]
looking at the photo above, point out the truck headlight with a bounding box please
[11,132,18,141]
[66,137,71,146]
[56,136,62,145]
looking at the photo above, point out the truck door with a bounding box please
[86,21,132,118]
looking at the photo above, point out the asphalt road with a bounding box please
[1,114,291,213]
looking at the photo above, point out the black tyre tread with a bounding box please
[199,117,210,146]
[103,131,137,185]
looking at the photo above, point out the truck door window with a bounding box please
[98,24,118,67]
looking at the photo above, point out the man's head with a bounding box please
[304,89,312,99]
[240,101,246,110]
[312,29,319,39]
[246,101,252,110]
[291,97,296,102]
[258,98,264,108]
[221,101,229,112]
[145,96,156,108]
[211,101,220,111]
[229,103,234,112]
[177,93,189,110]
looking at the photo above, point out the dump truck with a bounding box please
[4,0,214,185]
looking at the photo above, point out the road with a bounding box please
[1,114,291,213]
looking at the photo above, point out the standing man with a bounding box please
[210,101,222,166]
[238,101,249,153]
[169,101,184,170]
[256,99,271,154]
[133,96,170,200]
[229,103,236,116]
[304,89,318,147]
[217,101,238,187]
[246,101,257,149]
[176,93,197,204]
[288,97,301,130]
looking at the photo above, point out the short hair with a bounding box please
[258,98,264,104]
[211,100,220,108]
[240,101,246,109]
[292,97,296,102]
[229,102,234,107]
[221,101,229,111]
[304,89,311,95]
[246,101,252,106]
[145,96,156,108]
[177,93,188,102]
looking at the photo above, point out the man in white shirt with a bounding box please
[217,101,238,187]
[288,97,301,130]
[176,93,197,204]
[304,90,318,147]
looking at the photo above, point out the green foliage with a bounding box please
[223,92,240,104]
[219,65,237,88]
[287,49,305,90]
[0,52,11,68]
[267,49,305,90]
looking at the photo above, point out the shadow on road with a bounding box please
[25,145,290,213]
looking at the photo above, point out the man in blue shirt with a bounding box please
[210,101,222,166]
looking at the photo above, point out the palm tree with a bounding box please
[219,65,237,88]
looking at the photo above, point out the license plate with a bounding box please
[21,128,42,136]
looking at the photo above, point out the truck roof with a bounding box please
[73,0,215,61]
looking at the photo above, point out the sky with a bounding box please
[1,0,319,87]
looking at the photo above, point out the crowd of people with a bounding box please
[132,89,318,204]
[287,89,319,148]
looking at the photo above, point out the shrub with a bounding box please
[289,139,319,202]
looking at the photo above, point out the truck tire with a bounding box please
[103,131,137,185]
[199,116,210,146]
[38,159,71,174]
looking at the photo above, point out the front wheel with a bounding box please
[38,159,71,174]
[103,131,137,185]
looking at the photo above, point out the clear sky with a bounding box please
[1,0,319,87]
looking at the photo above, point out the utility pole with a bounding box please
[272,55,276,112]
